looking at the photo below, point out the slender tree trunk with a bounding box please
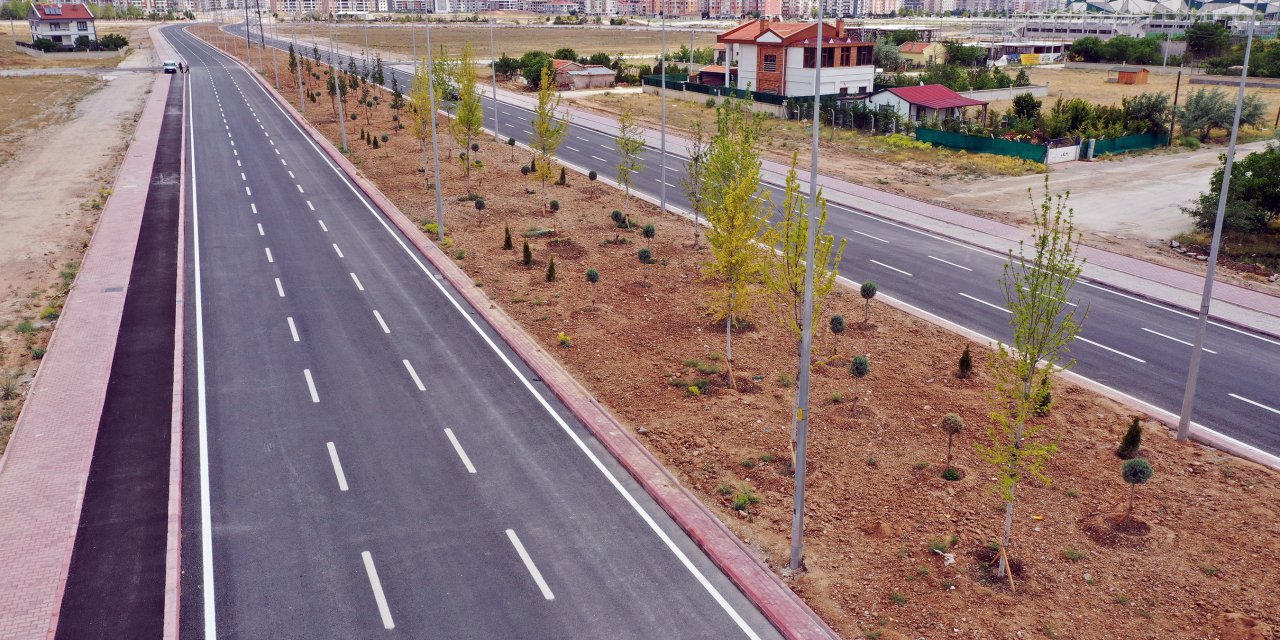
[999,493,1015,577]
[725,312,735,391]
[1125,484,1136,525]
[946,433,954,468]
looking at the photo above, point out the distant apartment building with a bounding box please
[918,0,955,12]
[863,0,900,13]
[583,0,615,12]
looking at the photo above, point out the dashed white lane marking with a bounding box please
[244,186,250,196]
[505,529,554,601]
[372,310,390,333]
[854,230,889,243]
[303,369,319,403]
[318,220,328,232]
[296,184,304,193]
[236,159,241,167]
[959,292,1009,314]
[928,255,972,271]
[287,316,299,342]
[326,442,350,491]
[240,172,246,181]
[350,272,364,291]
[232,149,237,155]
[288,171,295,179]
[306,201,315,211]
[264,247,274,263]
[1140,327,1217,354]
[332,243,344,258]
[1229,393,1280,416]
[274,148,280,154]
[250,203,257,214]
[868,259,912,277]
[443,428,476,474]
[361,552,395,630]
[281,158,287,166]
[274,278,285,298]
[229,141,234,147]
[591,155,606,162]
[1078,336,1146,363]
[256,223,264,236]
[402,360,426,391]
[565,145,580,152]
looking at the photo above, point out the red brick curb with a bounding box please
[199,30,837,640]
[0,72,172,640]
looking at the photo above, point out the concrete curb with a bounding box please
[195,28,838,640]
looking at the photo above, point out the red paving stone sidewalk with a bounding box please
[0,73,172,640]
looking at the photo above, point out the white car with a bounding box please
[163,61,178,74]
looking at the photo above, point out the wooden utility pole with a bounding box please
[1168,69,1182,146]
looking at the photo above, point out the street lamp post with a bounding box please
[789,0,823,573]
[291,11,305,112]
[1177,10,1258,441]
[424,10,446,240]
[489,0,500,141]
[659,6,667,218]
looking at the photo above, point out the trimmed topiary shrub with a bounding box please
[474,198,485,211]
[503,225,513,250]
[940,413,964,471]
[522,239,532,266]
[588,170,598,181]
[549,200,560,212]
[585,267,599,283]
[471,142,479,152]
[860,281,878,322]
[850,355,870,393]
[1121,458,1153,525]
[520,165,530,176]
[557,166,567,185]
[1116,417,1143,460]
[958,344,974,378]
[829,314,845,355]
[942,467,961,481]
[610,210,623,224]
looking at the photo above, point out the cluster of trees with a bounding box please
[926,92,1172,143]
[1185,141,1280,236]
[493,47,615,88]
[1203,37,1280,79]
[1068,34,1168,66]
[876,64,1031,93]
[1177,87,1270,142]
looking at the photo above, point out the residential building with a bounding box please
[918,0,955,12]
[864,84,987,122]
[27,3,96,50]
[863,0,900,13]
[716,18,875,96]
[552,59,616,89]
[898,40,946,65]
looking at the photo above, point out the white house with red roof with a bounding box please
[864,84,988,123]
[712,18,875,97]
[27,3,96,50]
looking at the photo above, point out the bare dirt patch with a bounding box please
[206,30,1280,639]
[0,23,133,70]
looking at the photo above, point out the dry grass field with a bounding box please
[290,23,716,60]
[0,24,130,69]
[0,75,100,166]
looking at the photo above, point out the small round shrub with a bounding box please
[475,198,486,211]
[610,210,623,223]
[381,133,389,142]
[829,314,845,334]
[507,137,516,146]
[350,112,358,120]
[941,467,961,481]
[549,200,560,212]
[637,247,652,264]
[521,165,531,176]
[705,97,716,108]
[471,142,479,152]
[459,151,467,160]
[642,223,656,239]
[588,170,598,180]
[850,355,870,378]
[1123,458,1153,486]
[585,267,599,283]
[860,280,878,301]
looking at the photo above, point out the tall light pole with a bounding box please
[424,8,446,240]
[291,10,305,112]
[329,21,350,151]
[489,0,500,141]
[659,5,667,217]
[1177,10,1257,442]
[243,0,254,68]
[788,0,823,573]
[257,0,281,88]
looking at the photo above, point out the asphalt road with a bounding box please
[229,21,1280,455]
[168,26,783,640]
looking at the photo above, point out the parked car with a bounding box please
[163,61,178,74]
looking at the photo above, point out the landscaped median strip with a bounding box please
[208,42,839,638]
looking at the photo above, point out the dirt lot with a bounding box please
[0,41,156,454]
[290,22,717,60]
[207,31,1280,640]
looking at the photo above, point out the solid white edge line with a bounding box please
[332,243,344,258]
[360,551,395,630]
[274,277,285,297]
[186,55,218,640]
[443,428,477,474]
[1228,393,1280,416]
[869,258,912,277]
[505,529,555,601]
[1140,327,1217,354]
[350,272,364,291]
[287,316,300,342]
[958,291,1010,314]
[928,255,972,271]
[1077,336,1147,363]
[303,368,319,403]
[373,309,390,334]
[326,441,350,491]
[402,359,426,391]
[229,47,761,638]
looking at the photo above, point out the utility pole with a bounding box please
[292,11,305,112]
[329,23,350,151]
[424,9,446,240]
[1177,10,1257,442]
[660,5,667,217]
[1168,67,1182,146]
[789,0,823,573]
[489,0,500,141]
[243,0,254,68]
[257,0,280,88]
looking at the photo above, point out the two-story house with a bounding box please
[713,18,875,97]
[27,3,96,51]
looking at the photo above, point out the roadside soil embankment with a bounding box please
[195,26,1280,640]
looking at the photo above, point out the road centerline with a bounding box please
[505,529,555,601]
[325,442,350,492]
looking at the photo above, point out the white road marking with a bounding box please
[360,552,395,630]
[565,145,580,152]
[325,442,349,491]
[303,368,319,402]
[232,149,237,155]
[332,243,344,258]
[1141,327,1217,354]
[274,147,279,154]
[306,201,314,211]
[1076,280,1280,348]
[280,158,287,166]
[274,278,285,297]
[505,530,554,601]
[264,247,274,263]
[402,359,426,391]
[591,155,606,162]
[240,172,246,181]
[244,186,250,196]
[523,128,532,135]
[928,255,972,271]
[288,170,295,178]
[250,203,257,214]
[296,184,304,193]
[257,223,264,236]
[287,316,299,342]
[236,159,241,167]
[1078,336,1146,363]
[350,272,364,291]
[959,292,1009,314]
[318,220,328,232]
[868,259,912,277]
[443,428,476,474]
[372,310,390,333]
[229,141,234,147]
[1229,393,1280,416]
[854,230,889,243]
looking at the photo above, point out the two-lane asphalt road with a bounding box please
[168,25,783,639]
[226,20,1280,455]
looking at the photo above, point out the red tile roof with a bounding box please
[883,84,987,109]
[898,41,931,54]
[31,3,93,20]
[699,64,728,73]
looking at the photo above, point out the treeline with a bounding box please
[877,64,1032,92]
[493,46,670,89]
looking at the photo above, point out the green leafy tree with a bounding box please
[553,46,577,61]
[1185,22,1231,59]
[978,179,1087,579]
[1122,92,1171,135]
[614,108,645,217]
[874,42,902,70]
[531,65,568,227]
[680,121,710,249]
[1069,36,1105,62]
[451,43,484,193]
[702,98,769,389]
[940,413,964,469]
[1012,92,1041,122]
[1014,67,1030,87]
[1180,88,1268,141]
[1121,458,1153,525]
[288,43,298,74]
[520,51,552,87]
[1184,143,1280,234]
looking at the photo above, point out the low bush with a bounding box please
[522,240,532,266]
[958,344,973,378]
[1116,417,1143,459]
[503,225,513,250]
[637,247,652,263]
[546,255,557,282]
[588,170,598,180]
